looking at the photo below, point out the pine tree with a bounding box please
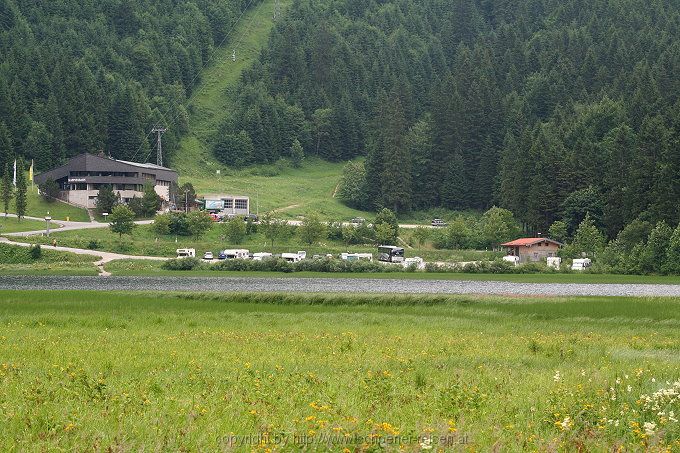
[377,93,411,213]
[106,83,149,161]
[407,115,437,210]
[0,122,13,172]
[1,164,13,217]
[14,158,27,220]
[290,138,304,168]
[440,154,467,209]
[96,185,118,215]
[141,183,161,217]
[24,121,52,169]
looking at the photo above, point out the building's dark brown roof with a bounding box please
[34,153,177,185]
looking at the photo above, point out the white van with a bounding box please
[403,257,425,269]
[252,252,273,261]
[571,258,592,271]
[176,248,196,258]
[547,256,562,270]
[341,252,373,262]
[502,255,520,266]
[221,249,250,260]
[282,251,306,263]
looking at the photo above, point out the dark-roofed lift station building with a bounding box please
[34,153,178,209]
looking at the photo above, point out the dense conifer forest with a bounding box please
[0,0,262,169]
[2,0,680,236]
[221,0,680,235]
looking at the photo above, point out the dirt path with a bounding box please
[0,237,167,276]
[272,204,301,213]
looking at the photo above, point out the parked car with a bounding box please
[218,251,227,260]
[431,218,447,227]
[350,217,366,226]
[203,251,214,260]
[243,214,259,223]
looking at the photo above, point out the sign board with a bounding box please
[205,200,224,210]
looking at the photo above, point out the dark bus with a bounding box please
[378,245,405,263]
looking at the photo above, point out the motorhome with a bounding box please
[341,253,373,262]
[221,249,250,260]
[571,258,592,271]
[281,251,306,263]
[547,256,562,270]
[403,257,425,269]
[252,252,273,261]
[377,246,405,263]
[176,248,196,258]
[502,255,520,266]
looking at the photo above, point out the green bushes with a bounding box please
[161,257,202,271]
[159,256,562,275]
[0,243,96,264]
[161,257,402,274]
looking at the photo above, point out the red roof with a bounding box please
[501,238,562,247]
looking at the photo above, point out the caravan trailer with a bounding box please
[176,248,196,258]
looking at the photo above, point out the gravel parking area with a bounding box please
[1,275,680,297]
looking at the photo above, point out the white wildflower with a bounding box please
[560,416,572,430]
[643,421,656,436]
[553,370,561,382]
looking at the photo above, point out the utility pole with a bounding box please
[273,0,280,20]
[184,189,190,214]
[152,126,167,167]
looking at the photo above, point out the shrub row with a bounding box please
[162,257,407,273]
[161,257,570,275]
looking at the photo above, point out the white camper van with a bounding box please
[221,249,250,260]
[547,256,562,270]
[571,258,592,271]
[281,251,306,263]
[176,248,196,258]
[341,252,373,262]
[502,255,520,266]
[403,257,425,269]
[252,252,273,261]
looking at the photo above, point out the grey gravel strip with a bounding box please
[1,276,680,297]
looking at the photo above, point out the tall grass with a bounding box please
[0,291,678,450]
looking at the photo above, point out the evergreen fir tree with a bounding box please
[1,164,13,217]
[14,157,27,220]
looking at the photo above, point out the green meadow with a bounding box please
[0,291,678,451]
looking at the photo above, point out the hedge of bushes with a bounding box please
[162,257,408,273]
[161,256,574,274]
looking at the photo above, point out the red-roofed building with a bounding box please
[500,237,562,263]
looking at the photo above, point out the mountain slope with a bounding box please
[173,0,286,177]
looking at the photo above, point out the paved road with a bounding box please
[5,218,155,237]
[1,275,680,297]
